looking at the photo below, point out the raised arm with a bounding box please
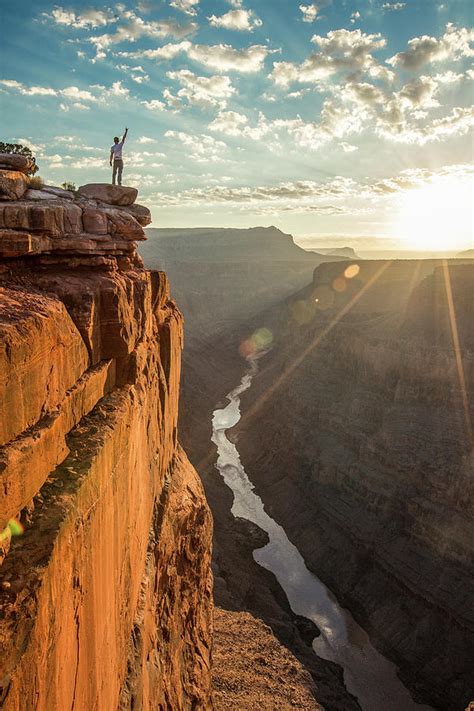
[122,127,129,144]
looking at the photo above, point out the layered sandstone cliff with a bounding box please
[0,162,213,710]
[235,258,474,710]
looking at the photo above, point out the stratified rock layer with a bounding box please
[0,185,213,710]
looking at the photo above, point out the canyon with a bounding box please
[1,151,472,711]
[140,227,473,710]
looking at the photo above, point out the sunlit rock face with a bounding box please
[234,258,474,711]
[0,185,213,710]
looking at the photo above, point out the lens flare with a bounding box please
[239,327,273,357]
[344,264,360,279]
[333,277,347,293]
[0,517,25,542]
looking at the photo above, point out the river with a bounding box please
[211,363,435,711]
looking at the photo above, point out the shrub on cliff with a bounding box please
[0,142,39,175]
[61,180,76,191]
[29,175,44,189]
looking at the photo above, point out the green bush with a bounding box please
[0,142,39,175]
[61,181,76,191]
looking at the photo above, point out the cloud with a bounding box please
[137,136,156,144]
[88,13,198,59]
[208,9,262,32]
[142,98,167,111]
[165,69,236,109]
[46,6,118,28]
[116,64,150,83]
[299,4,320,23]
[0,79,56,96]
[165,130,228,162]
[350,11,361,24]
[208,110,249,135]
[377,105,474,144]
[120,40,273,73]
[388,23,474,70]
[270,28,386,86]
[382,2,406,10]
[170,0,199,16]
[146,164,473,215]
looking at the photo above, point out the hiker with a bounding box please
[110,127,128,186]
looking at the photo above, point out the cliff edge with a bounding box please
[0,158,213,710]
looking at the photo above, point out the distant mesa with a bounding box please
[456,248,474,259]
[308,246,361,260]
[142,225,350,265]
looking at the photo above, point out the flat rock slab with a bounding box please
[0,152,35,174]
[78,183,138,206]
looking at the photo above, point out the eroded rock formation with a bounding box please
[235,258,474,710]
[0,177,213,710]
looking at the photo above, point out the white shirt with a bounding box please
[111,142,124,160]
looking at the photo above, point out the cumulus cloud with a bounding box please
[209,9,262,32]
[388,23,474,70]
[270,28,387,86]
[299,4,320,23]
[377,105,474,144]
[120,40,273,72]
[165,130,228,162]
[170,0,199,16]
[88,13,197,59]
[46,6,118,28]
[209,110,249,135]
[382,2,406,10]
[142,98,166,111]
[164,69,236,109]
[137,136,157,144]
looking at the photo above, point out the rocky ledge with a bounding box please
[0,154,151,269]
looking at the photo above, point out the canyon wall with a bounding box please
[235,258,474,710]
[0,169,213,709]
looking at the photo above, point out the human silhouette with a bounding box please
[110,127,128,185]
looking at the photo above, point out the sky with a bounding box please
[1,0,473,251]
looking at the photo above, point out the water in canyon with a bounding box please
[211,362,434,711]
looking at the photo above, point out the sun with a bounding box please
[394,175,473,252]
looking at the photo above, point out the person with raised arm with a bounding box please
[110,127,128,186]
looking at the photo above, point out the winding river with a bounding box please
[211,362,434,711]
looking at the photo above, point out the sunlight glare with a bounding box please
[395,176,473,252]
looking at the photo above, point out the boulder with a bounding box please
[78,183,138,206]
[123,203,152,226]
[104,208,146,240]
[0,152,35,175]
[0,170,29,201]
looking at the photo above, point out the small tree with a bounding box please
[0,142,39,175]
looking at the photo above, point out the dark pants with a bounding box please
[112,159,123,185]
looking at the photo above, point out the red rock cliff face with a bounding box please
[0,175,213,710]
